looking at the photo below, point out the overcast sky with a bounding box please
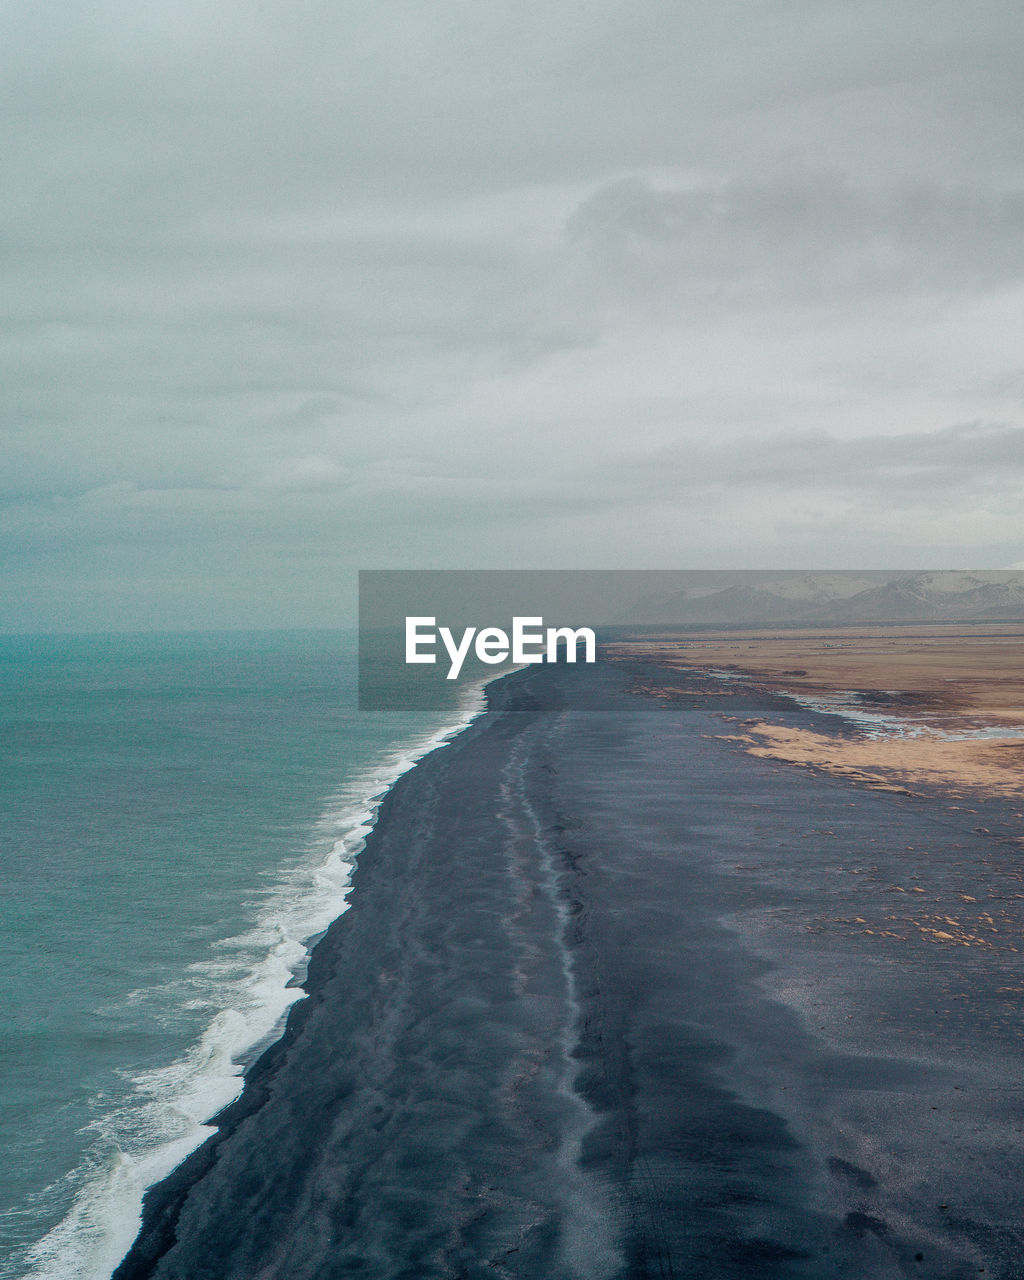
[3,0,1023,629]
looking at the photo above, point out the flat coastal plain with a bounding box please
[609,624,1024,800]
[116,649,1024,1280]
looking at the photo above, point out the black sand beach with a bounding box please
[114,661,1024,1279]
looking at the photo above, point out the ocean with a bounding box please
[0,630,480,1280]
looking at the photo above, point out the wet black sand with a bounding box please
[114,661,1024,1279]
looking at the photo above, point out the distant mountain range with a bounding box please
[614,571,1024,627]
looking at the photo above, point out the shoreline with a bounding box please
[112,658,1024,1278]
[23,679,489,1280]
[111,668,542,1280]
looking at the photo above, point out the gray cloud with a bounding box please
[2,0,1023,628]
[566,173,1024,311]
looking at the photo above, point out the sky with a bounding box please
[3,0,1023,630]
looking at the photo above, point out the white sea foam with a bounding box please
[20,677,493,1280]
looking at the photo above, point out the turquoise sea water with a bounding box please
[0,631,479,1280]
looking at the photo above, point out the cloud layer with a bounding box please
[3,0,1023,627]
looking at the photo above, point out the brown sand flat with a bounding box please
[720,721,1024,801]
[605,624,1024,799]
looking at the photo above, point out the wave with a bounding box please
[18,678,492,1280]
